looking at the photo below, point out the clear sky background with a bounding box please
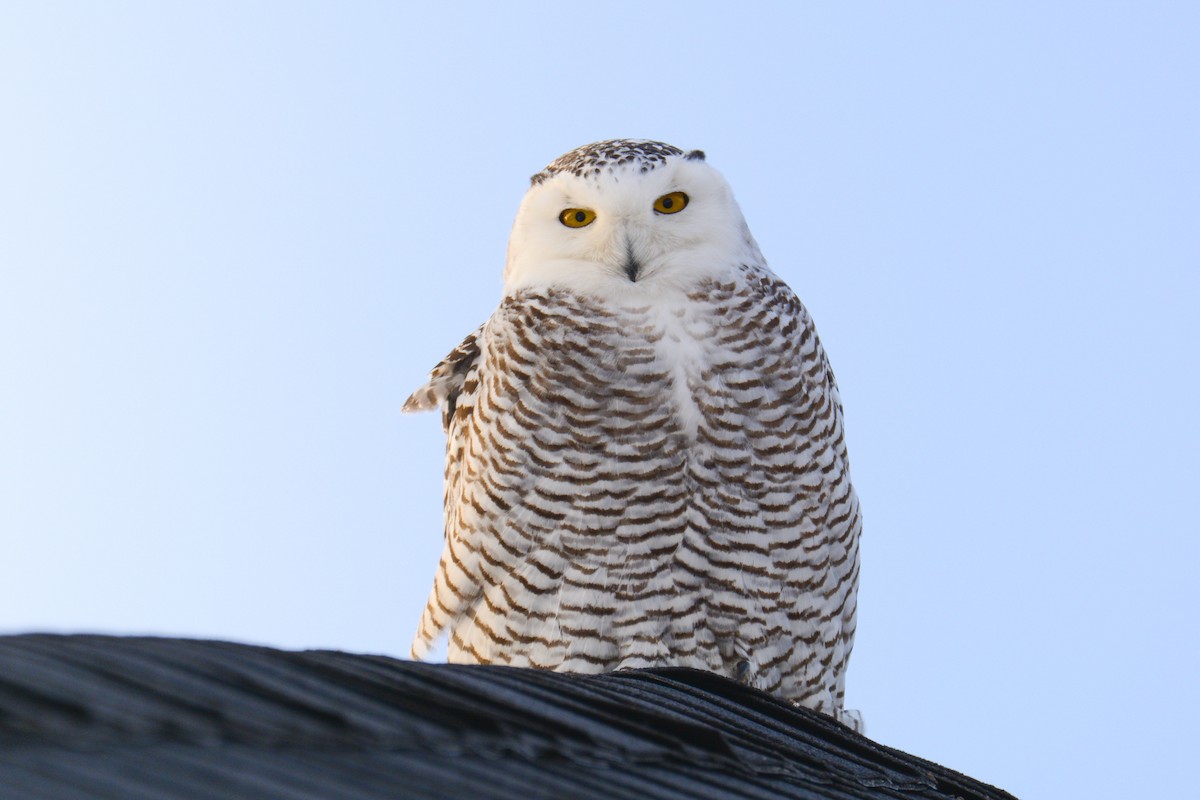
[2,3,1197,797]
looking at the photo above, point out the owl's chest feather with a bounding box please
[638,300,713,443]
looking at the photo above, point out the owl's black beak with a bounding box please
[623,239,641,282]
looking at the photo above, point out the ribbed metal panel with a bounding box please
[0,635,1014,800]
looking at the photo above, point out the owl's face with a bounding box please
[503,140,762,296]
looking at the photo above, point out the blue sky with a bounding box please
[2,3,1197,797]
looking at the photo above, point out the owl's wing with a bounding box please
[407,291,633,662]
[405,324,488,659]
[408,303,556,661]
[403,324,484,431]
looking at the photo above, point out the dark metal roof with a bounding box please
[0,635,1014,800]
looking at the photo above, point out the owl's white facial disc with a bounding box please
[503,140,764,296]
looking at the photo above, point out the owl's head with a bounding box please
[503,140,764,295]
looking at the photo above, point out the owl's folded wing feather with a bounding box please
[407,292,615,662]
[403,324,485,432]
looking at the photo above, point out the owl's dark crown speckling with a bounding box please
[530,139,705,185]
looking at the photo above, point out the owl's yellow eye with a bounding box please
[559,208,596,228]
[653,191,689,214]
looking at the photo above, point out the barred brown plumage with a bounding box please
[405,140,863,731]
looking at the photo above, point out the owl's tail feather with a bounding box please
[410,571,455,661]
[836,708,865,734]
[410,635,431,661]
[409,608,439,661]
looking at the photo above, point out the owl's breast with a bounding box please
[613,278,815,452]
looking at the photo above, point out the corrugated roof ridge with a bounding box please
[0,634,1016,800]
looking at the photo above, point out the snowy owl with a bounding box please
[405,139,863,730]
